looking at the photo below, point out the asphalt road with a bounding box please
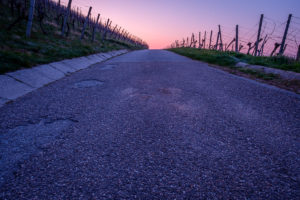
[0,50,299,199]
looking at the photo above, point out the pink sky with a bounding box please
[61,0,300,54]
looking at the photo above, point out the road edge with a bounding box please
[0,49,129,107]
[167,49,300,94]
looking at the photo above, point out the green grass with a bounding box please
[234,67,279,80]
[0,3,142,74]
[231,52,300,73]
[169,48,300,73]
[169,48,237,66]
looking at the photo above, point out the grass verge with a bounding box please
[169,48,300,73]
[168,48,300,94]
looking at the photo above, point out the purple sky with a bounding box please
[63,0,300,54]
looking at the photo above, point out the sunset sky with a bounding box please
[61,0,300,53]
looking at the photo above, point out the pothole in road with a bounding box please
[73,80,104,88]
[100,65,116,70]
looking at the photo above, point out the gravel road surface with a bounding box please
[0,50,299,199]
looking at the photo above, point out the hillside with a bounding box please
[0,0,147,74]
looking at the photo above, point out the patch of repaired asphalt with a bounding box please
[73,80,104,88]
[0,119,73,186]
[0,98,8,107]
[100,65,116,70]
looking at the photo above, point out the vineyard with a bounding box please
[170,14,300,63]
[0,0,148,74]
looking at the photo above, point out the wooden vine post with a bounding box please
[254,14,264,56]
[61,0,72,36]
[209,30,212,49]
[92,13,100,42]
[80,6,92,40]
[218,25,223,51]
[198,32,201,49]
[235,25,239,52]
[215,31,219,50]
[296,45,300,62]
[102,19,111,41]
[26,0,36,38]
[203,31,206,49]
[278,14,292,56]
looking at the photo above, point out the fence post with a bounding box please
[279,14,292,56]
[219,25,223,51]
[235,25,239,52]
[203,31,206,49]
[80,6,92,40]
[254,14,264,56]
[92,13,100,42]
[198,32,201,49]
[215,26,220,50]
[297,45,300,61]
[208,30,212,49]
[116,27,122,40]
[191,33,195,48]
[61,0,72,36]
[111,25,118,40]
[186,37,189,47]
[102,19,111,41]
[26,0,35,38]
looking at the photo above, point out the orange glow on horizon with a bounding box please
[60,0,300,54]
